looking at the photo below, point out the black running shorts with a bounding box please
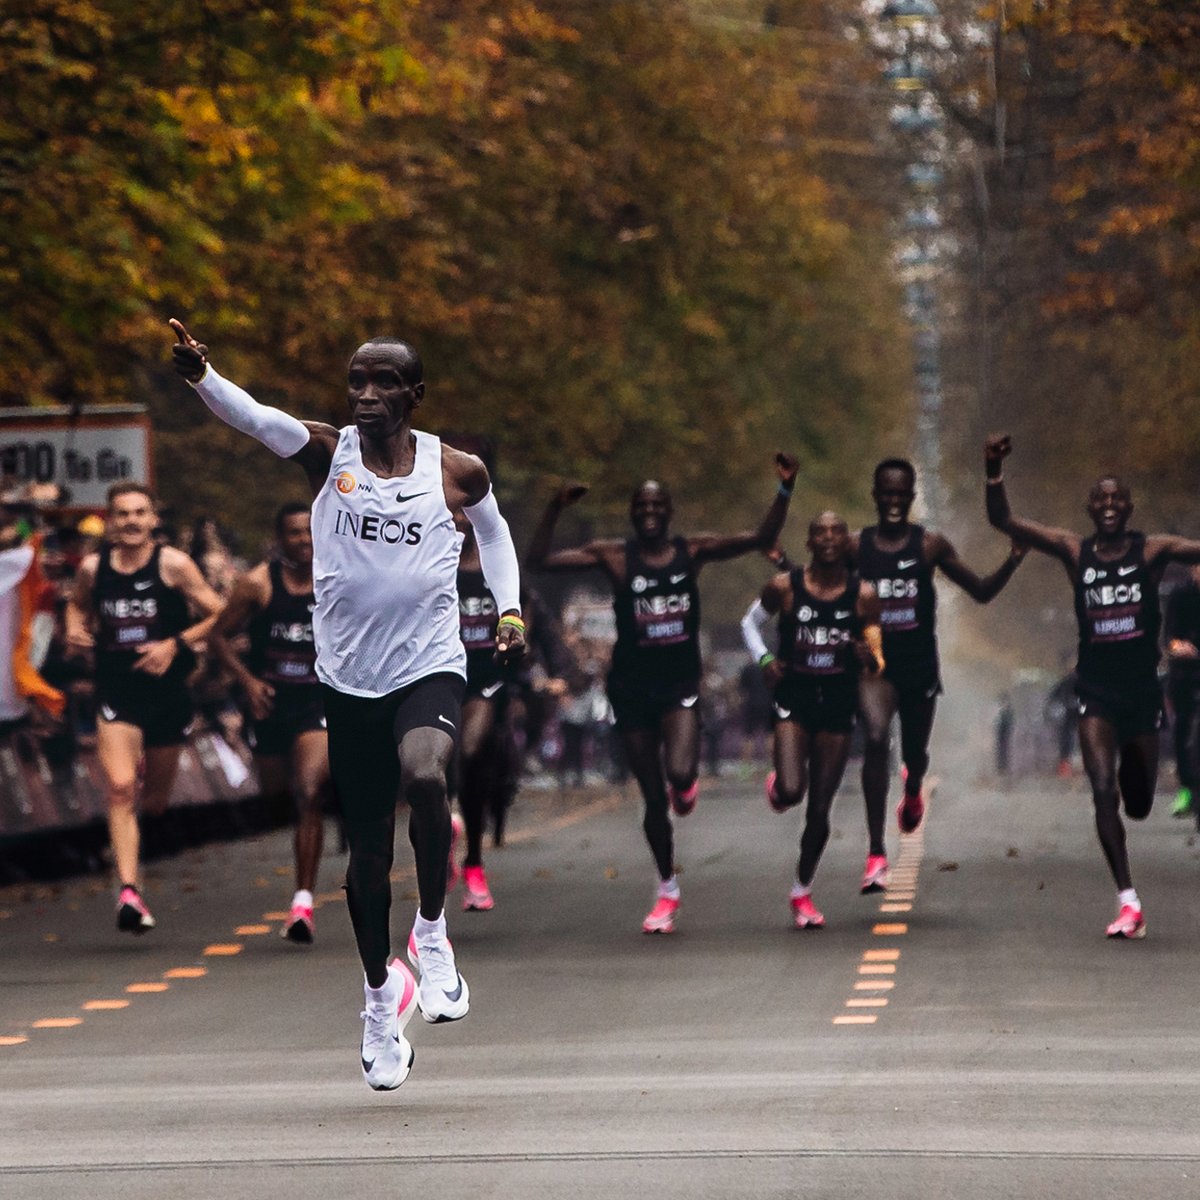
[773,678,858,735]
[251,693,327,758]
[882,657,943,707]
[322,673,465,825]
[96,682,193,749]
[606,674,699,732]
[1076,679,1165,743]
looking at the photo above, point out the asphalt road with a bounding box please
[4,684,1200,1199]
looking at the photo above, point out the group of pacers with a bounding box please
[63,318,1199,1092]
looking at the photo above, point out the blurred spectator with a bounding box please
[188,515,241,598]
[1044,670,1077,779]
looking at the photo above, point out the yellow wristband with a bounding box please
[497,614,525,634]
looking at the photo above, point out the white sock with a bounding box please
[1118,888,1140,910]
[413,910,447,943]
[790,882,812,900]
[292,889,314,909]
[658,876,680,900]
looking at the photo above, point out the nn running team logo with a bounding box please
[336,472,357,495]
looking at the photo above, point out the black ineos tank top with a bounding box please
[457,567,498,666]
[611,537,702,685]
[856,525,937,669]
[246,561,318,691]
[1074,534,1160,691]
[778,570,862,680]
[94,544,192,688]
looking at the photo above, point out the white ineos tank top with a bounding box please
[310,427,466,697]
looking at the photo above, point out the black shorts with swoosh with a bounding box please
[322,673,465,826]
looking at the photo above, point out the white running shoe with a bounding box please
[410,929,470,1023]
[360,958,419,1091]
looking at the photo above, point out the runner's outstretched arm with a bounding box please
[1146,535,1200,568]
[525,484,622,581]
[690,453,799,565]
[169,318,337,490]
[984,434,1076,567]
[930,532,1026,603]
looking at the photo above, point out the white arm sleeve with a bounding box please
[464,487,521,615]
[740,599,773,662]
[191,365,310,458]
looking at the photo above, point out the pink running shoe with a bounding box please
[116,886,155,934]
[642,895,679,934]
[860,855,890,894]
[668,779,699,817]
[447,811,464,891]
[764,771,788,814]
[791,893,825,930]
[897,790,925,834]
[1105,904,1147,940]
[462,865,495,912]
[282,903,315,944]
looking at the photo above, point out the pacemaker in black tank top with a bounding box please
[778,569,862,680]
[246,560,318,691]
[1074,533,1161,694]
[94,544,193,691]
[610,537,702,686]
[855,525,937,671]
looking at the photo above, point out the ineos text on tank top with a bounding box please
[778,570,862,678]
[1074,533,1160,690]
[94,544,192,688]
[610,537,701,685]
[247,560,318,690]
[310,427,466,697]
[856,525,937,668]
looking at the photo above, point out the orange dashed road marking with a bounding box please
[83,1000,130,1011]
[846,998,888,1008]
[126,983,169,994]
[864,949,900,962]
[164,967,206,979]
[880,903,912,913]
[262,911,290,921]
[858,963,896,975]
[833,1015,877,1026]
[235,925,270,936]
[854,980,894,991]
[204,944,243,956]
[0,1036,28,1046]
[873,923,908,936]
[32,1018,82,1028]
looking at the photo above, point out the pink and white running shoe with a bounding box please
[360,957,419,1091]
[1105,904,1146,940]
[282,903,315,944]
[116,886,155,934]
[462,865,495,912]
[897,790,925,834]
[668,779,699,817]
[791,893,825,930]
[642,895,679,934]
[860,855,890,895]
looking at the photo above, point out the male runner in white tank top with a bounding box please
[169,318,526,1092]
